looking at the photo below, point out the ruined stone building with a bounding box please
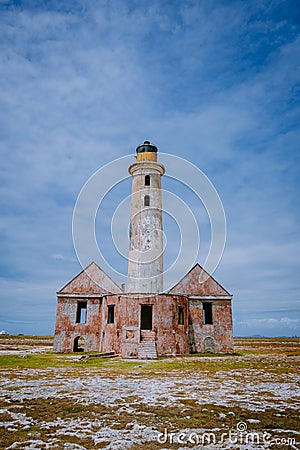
[54,142,233,357]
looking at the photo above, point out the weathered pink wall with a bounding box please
[54,293,233,355]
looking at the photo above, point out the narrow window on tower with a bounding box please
[178,306,184,325]
[144,195,150,206]
[145,175,150,186]
[203,302,213,325]
[76,301,87,324]
[107,305,115,324]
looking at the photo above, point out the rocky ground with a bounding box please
[0,336,299,449]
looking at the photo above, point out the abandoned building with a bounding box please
[53,141,234,357]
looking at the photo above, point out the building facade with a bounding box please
[53,142,234,357]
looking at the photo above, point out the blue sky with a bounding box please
[0,0,299,336]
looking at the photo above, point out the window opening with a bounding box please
[144,195,150,206]
[76,302,87,324]
[178,306,184,325]
[203,302,213,324]
[108,305,115,324]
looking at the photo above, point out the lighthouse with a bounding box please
[127,141,165,293]
[54,139,234,356]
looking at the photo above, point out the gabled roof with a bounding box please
[168,263,231,296]
[58,262,121,295]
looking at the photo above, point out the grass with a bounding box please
[0,336,299,375]
[0,352,269,372]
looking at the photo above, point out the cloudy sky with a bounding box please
[0,0,299,337]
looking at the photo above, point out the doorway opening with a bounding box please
[141,305,152,330]
[73,336,85,352]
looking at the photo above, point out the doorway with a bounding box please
[73,336,84,352]
[140,305,152,330]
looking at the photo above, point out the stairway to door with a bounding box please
[138,330,157,359]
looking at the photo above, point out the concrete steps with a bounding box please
[138,341,157,359]
[138,330,157,359]
[140,330,156,341]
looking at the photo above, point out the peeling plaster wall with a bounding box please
[169,263,231,296]
[58,262,120,295]
[114,294,189,357]
[54,294,233,355]
[100,296,121,354]
[188,299,234,353]
[53,297,101,353]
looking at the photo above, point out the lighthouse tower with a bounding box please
[54,139,234,356]
[127,141,165,293]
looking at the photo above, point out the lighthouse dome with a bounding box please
[136,140,158,154]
